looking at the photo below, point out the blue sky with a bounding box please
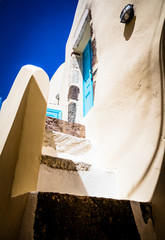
[0,0,78,102]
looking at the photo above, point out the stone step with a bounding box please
[45,116,85,138]
[43,116,94,161]
[19,192,155,240]
[37,154,117,198]
[53,131,91,155]
[41,154,91,171]
[42,129,91,158]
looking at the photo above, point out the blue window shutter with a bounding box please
[46,108,62,119]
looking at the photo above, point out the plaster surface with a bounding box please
[65,0,165,203]
[0,65,49,239]
[61,1,165,238]
[37,163,117,198]
[48,63,64,106]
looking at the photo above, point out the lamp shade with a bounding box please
[120,4,134,23]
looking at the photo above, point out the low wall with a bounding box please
[0,65,49,239]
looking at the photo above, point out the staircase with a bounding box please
[34,192,141,240]
[38,117,117,198]
[19,117,155,239]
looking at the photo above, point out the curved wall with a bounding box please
[66,0,165,201]
[48,63,65,106]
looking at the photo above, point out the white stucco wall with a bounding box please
[47,63,68,120]
[64,0,165,204]
[0,65,49,239]
[48,63,65,106]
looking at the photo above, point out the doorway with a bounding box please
[83,39,93,116]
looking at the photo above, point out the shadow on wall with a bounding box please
[151,19,165,240]
[38,165,89,196]
[0,87,30,239]
[0,65,49,239]
[152,152,165,240]
[124,16,136,41]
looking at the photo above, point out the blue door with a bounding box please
[83,40,93,116]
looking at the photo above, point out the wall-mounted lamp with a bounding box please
[120,4,134,24]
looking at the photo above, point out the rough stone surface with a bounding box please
[53,132,91,155]
[43,129,91,156]
[42,155,91,171]
[90,16,98,103]
[34,192,140,240]
[45,116,85,138]
[68,85,80,101]
[92,68,98,78]
[70,69,81,85]
[91,37,98,68]
[93,80,96,101]
[140,202,154,224]
[70,53,81,69]
[68,102,76,123]
[42,129,56,150]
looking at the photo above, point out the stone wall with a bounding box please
[34,192,142,240]
[67,52,82,123]
[90,13,98,100]
[67,10,98,122]
[45,116,85,138]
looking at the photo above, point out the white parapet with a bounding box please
[0,65,49,240]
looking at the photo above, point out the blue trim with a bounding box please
[83,39,93,116]
[46,108,62,119]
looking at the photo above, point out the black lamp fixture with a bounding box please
[120,4,134,24]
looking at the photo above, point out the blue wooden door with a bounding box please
[83,40,93,116]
